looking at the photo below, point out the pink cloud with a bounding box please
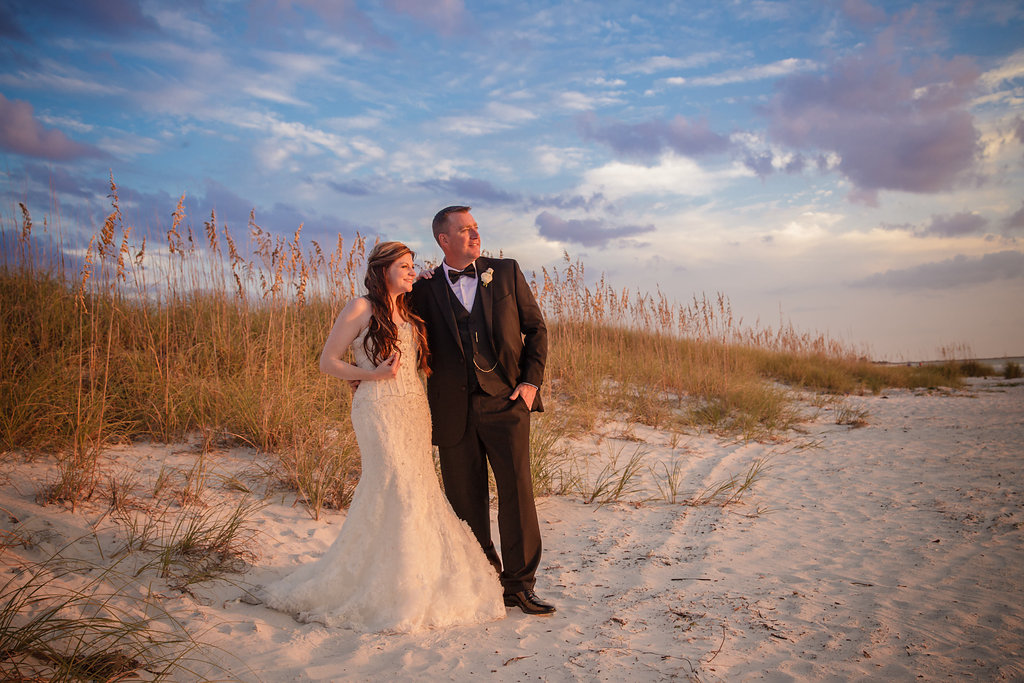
[0,94,103,160]
[840,0,887,27]
[852,250,1024,290]
[382,0,467,35]
[765,32,981,202]
[577,113,730,160]
[535,210,654,248]
[247,0,392,48]
[1006,202,1024,232]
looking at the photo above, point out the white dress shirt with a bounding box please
[442,260,478,311]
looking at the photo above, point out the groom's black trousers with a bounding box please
[438,390,541,595]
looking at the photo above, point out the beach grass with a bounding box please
[1,187,967,509]
[0,549,231,681]
[1005,361,1022,380]
[577,442,648,506]
[3,456,263,679]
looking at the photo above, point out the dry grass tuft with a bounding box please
[0,550,231,681]
[1005,361,1022,380]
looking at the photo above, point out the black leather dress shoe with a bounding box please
[503,590,556,615]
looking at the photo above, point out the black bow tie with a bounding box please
[448,264,477,283]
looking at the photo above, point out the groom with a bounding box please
[410,206,555,616]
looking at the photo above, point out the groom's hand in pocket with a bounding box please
[510,383,537,410]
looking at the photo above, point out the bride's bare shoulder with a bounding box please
[345,295,372,312]
[336,296,373,326]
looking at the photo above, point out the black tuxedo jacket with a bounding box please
[410,256,547,447]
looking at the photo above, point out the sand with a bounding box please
[2,377,1022,681]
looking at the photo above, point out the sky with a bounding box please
[1,0,1022,361]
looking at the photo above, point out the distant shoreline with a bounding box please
[876,356,1024,373]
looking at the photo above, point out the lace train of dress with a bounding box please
[261,323,504,632]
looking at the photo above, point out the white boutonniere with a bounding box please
[480,267,494,287]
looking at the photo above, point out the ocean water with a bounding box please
[973,356,1024,374]
[905,356,1024,375]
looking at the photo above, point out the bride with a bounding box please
[260,241,505,632]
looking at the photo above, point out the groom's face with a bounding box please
[439,211,481,268]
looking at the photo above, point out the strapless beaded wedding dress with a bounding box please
[261,323,504,632]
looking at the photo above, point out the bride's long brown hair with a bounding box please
[362,241,430,376]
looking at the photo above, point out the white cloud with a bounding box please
[141,84,210,115]
[971,89,1024,108]
[325,113,387,130]
[127,40,231,75]
[438,102,537,136]
[268,118,351,157]
[979,48,1024,90]
[387,143,459,181]
[304,30,365,57]
[350,137,386,160]
[218,109,386,169]
[243,86,308,106]
[0,59,127,96]
[255,138,303,171]
[557,91,597,111]
[580,154,752,199]
[237,51,345,108]
[973,113,1024,170]
[587,76,626,87]
[556,90,623,111]
[260,51,338,75]
[730,130,811,172]
[36,113,94,133]
[623,52,724,75]
[114,41,236,114]
[534,145,586,175]
[664,58,817,87]
[737,0,792,21]
[771,211,842,244]
[95,132,162,158]
[151,9,220,42]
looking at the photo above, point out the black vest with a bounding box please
[446,284,506,395]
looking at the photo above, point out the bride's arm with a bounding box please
[319,297,400,382]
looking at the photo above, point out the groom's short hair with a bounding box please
[432,205,471,243]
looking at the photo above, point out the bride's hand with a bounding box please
[372,353,400,380]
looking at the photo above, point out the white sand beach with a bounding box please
[3,377,1022,681]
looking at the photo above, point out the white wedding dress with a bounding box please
[261,323,505,632]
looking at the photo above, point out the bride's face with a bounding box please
[386,253,417,295]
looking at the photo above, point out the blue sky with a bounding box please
[2,0,1022,360]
